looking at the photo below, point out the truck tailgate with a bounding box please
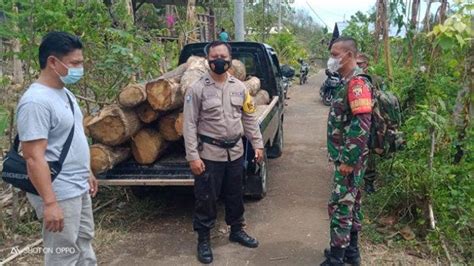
[98,143,194,186]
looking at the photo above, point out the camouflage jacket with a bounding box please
[327,67,373,168]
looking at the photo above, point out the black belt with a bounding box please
[198,134,240,149]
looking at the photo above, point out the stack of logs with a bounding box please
[86,56,270,175]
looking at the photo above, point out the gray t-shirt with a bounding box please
[17,83,90,201]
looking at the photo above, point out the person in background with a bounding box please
[218,28,230,42]
[356,53,376,194]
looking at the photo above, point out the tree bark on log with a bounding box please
[146,78,183,111]
[244,76,261,96]
[90,144,131,175]
[180,56,209,96]
[83,115,94,137]
[254,90,270,105]
[154,62,188,82]
[87,104,142,146]
[175,112,184,137]
[159,112,183,141]
[118,83,147,108]
[229,59,246,81]
[131,128,167,164]
[145,60,194,111]
[136,102,162,123]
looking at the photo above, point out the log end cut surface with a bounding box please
[118,83,147,108]
[87,105,141,146]
[132,128,167,164]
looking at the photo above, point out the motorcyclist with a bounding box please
[319,68,341,106]
[298,58,309,85]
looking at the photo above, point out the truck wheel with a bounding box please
[245,151,268,200]
[267,118,283,158]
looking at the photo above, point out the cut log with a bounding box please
[87,104,142,146]
[146,78,183,111]
[83,115,94,137]
[90,144,130,175]
[254,90,270,105]
[131,128,167,164]
[229,59,246,81]
[158,62,188,81]
[145,59,195,111]
[175,112,184,136]
[136,102,161,123]
[118,83,147,108]
[159,112,182,141]
[180,56,209,96]
[244,76,261,96]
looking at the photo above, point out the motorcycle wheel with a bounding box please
[323,93,333,106]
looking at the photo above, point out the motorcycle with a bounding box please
[280,64,295,99]
[319,69,341,106]
[299,63,309,85]
[282,76,292,99]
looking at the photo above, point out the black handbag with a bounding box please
[1,93,75,195]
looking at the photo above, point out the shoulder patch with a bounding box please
[348,77,372,115]
[243,91,256,114]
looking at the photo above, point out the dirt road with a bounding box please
[96,70,331,266]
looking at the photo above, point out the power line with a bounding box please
[305,1,328,28]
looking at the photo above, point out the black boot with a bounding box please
[320,246,345,266]
[197,231,213,264]
[323,233,361,265]
[229,227,259,248]
[345,231,361,266]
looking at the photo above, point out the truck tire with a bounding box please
[267,118,283,158]
[244,150,268,200]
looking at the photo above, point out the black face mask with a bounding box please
[208,58,231,75]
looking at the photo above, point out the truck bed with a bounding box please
[97,98,278,186]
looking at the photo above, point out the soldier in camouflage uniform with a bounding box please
[321,37,373,266]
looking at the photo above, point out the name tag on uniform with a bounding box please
[230,92,244,97]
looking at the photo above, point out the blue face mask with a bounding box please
[55,59,84,84]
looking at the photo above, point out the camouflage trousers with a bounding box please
[328,163,365,248]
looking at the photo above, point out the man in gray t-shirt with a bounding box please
[17,31,98,265]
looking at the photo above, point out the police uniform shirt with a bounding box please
[183,72,264,162]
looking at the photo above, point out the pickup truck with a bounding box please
[98,42,291,199]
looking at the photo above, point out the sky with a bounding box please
[292,0,445,32]
[293,0,375,29]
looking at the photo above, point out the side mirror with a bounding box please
[280,64,295,78]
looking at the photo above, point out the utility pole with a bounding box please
[234,0,245,41]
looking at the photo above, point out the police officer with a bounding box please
[322,37,373,266]
[183,41,264,264]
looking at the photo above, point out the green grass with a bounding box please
[0,107,9,135]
